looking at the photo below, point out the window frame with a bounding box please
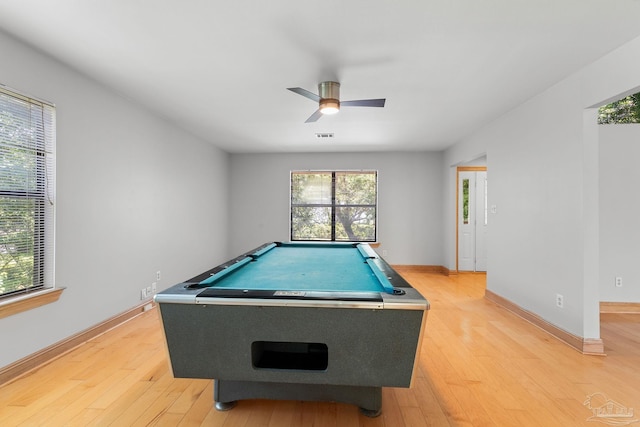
[0,84,58,313]
[289,170,378,242]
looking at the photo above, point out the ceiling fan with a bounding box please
[287,81,385,123]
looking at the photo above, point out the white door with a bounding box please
[457,170,487,272]
[458,171,476,271]
[475,171,487,271]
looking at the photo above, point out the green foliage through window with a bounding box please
[462,179,469,225]
[0,87,55,298]
[291,171,377,242]
[598,92,640,124]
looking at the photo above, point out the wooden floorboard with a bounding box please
[1,271,639,426]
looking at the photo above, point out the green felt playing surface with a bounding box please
[208,244,386,293]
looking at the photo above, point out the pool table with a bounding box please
[154,242,429,416]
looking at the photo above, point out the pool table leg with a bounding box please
[214,400,237,411]
[359,407,382,417]
[213,379,382,416]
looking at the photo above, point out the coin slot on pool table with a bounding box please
[251,341,328,371]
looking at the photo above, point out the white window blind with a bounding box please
[0,85,55,298]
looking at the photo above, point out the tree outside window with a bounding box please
[598,92,640,124]
[290,171,377,242]
[0,87,55,298]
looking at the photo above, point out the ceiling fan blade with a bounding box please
[305,109,323,123]
[341,98,386,108]
[287,87,321,102]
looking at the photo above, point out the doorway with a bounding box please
[457,167,487,272]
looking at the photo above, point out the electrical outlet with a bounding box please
[141,288,147,300]
[152,282,157,294]
[156,270,161,281]
[146,286,152,296]
[556,294,564,308]
[615,277,623,287]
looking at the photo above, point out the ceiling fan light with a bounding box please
[320,99,340,115]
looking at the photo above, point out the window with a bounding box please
[290,171,377,242]
[598,92,640,124]
[462,178,469,225]
[0,86,55,299]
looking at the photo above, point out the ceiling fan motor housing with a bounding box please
[319,81,340,113]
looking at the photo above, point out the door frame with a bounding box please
[456,166,487,272]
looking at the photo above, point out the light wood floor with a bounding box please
[1,272,639,426]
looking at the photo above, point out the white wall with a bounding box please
[0,30,230,368]
[228,152,443,265]
[599,124,640,302]
[443,35,640,340]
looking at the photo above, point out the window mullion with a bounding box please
[331,172,336,241]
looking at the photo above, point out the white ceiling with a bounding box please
[1,1,640,153]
